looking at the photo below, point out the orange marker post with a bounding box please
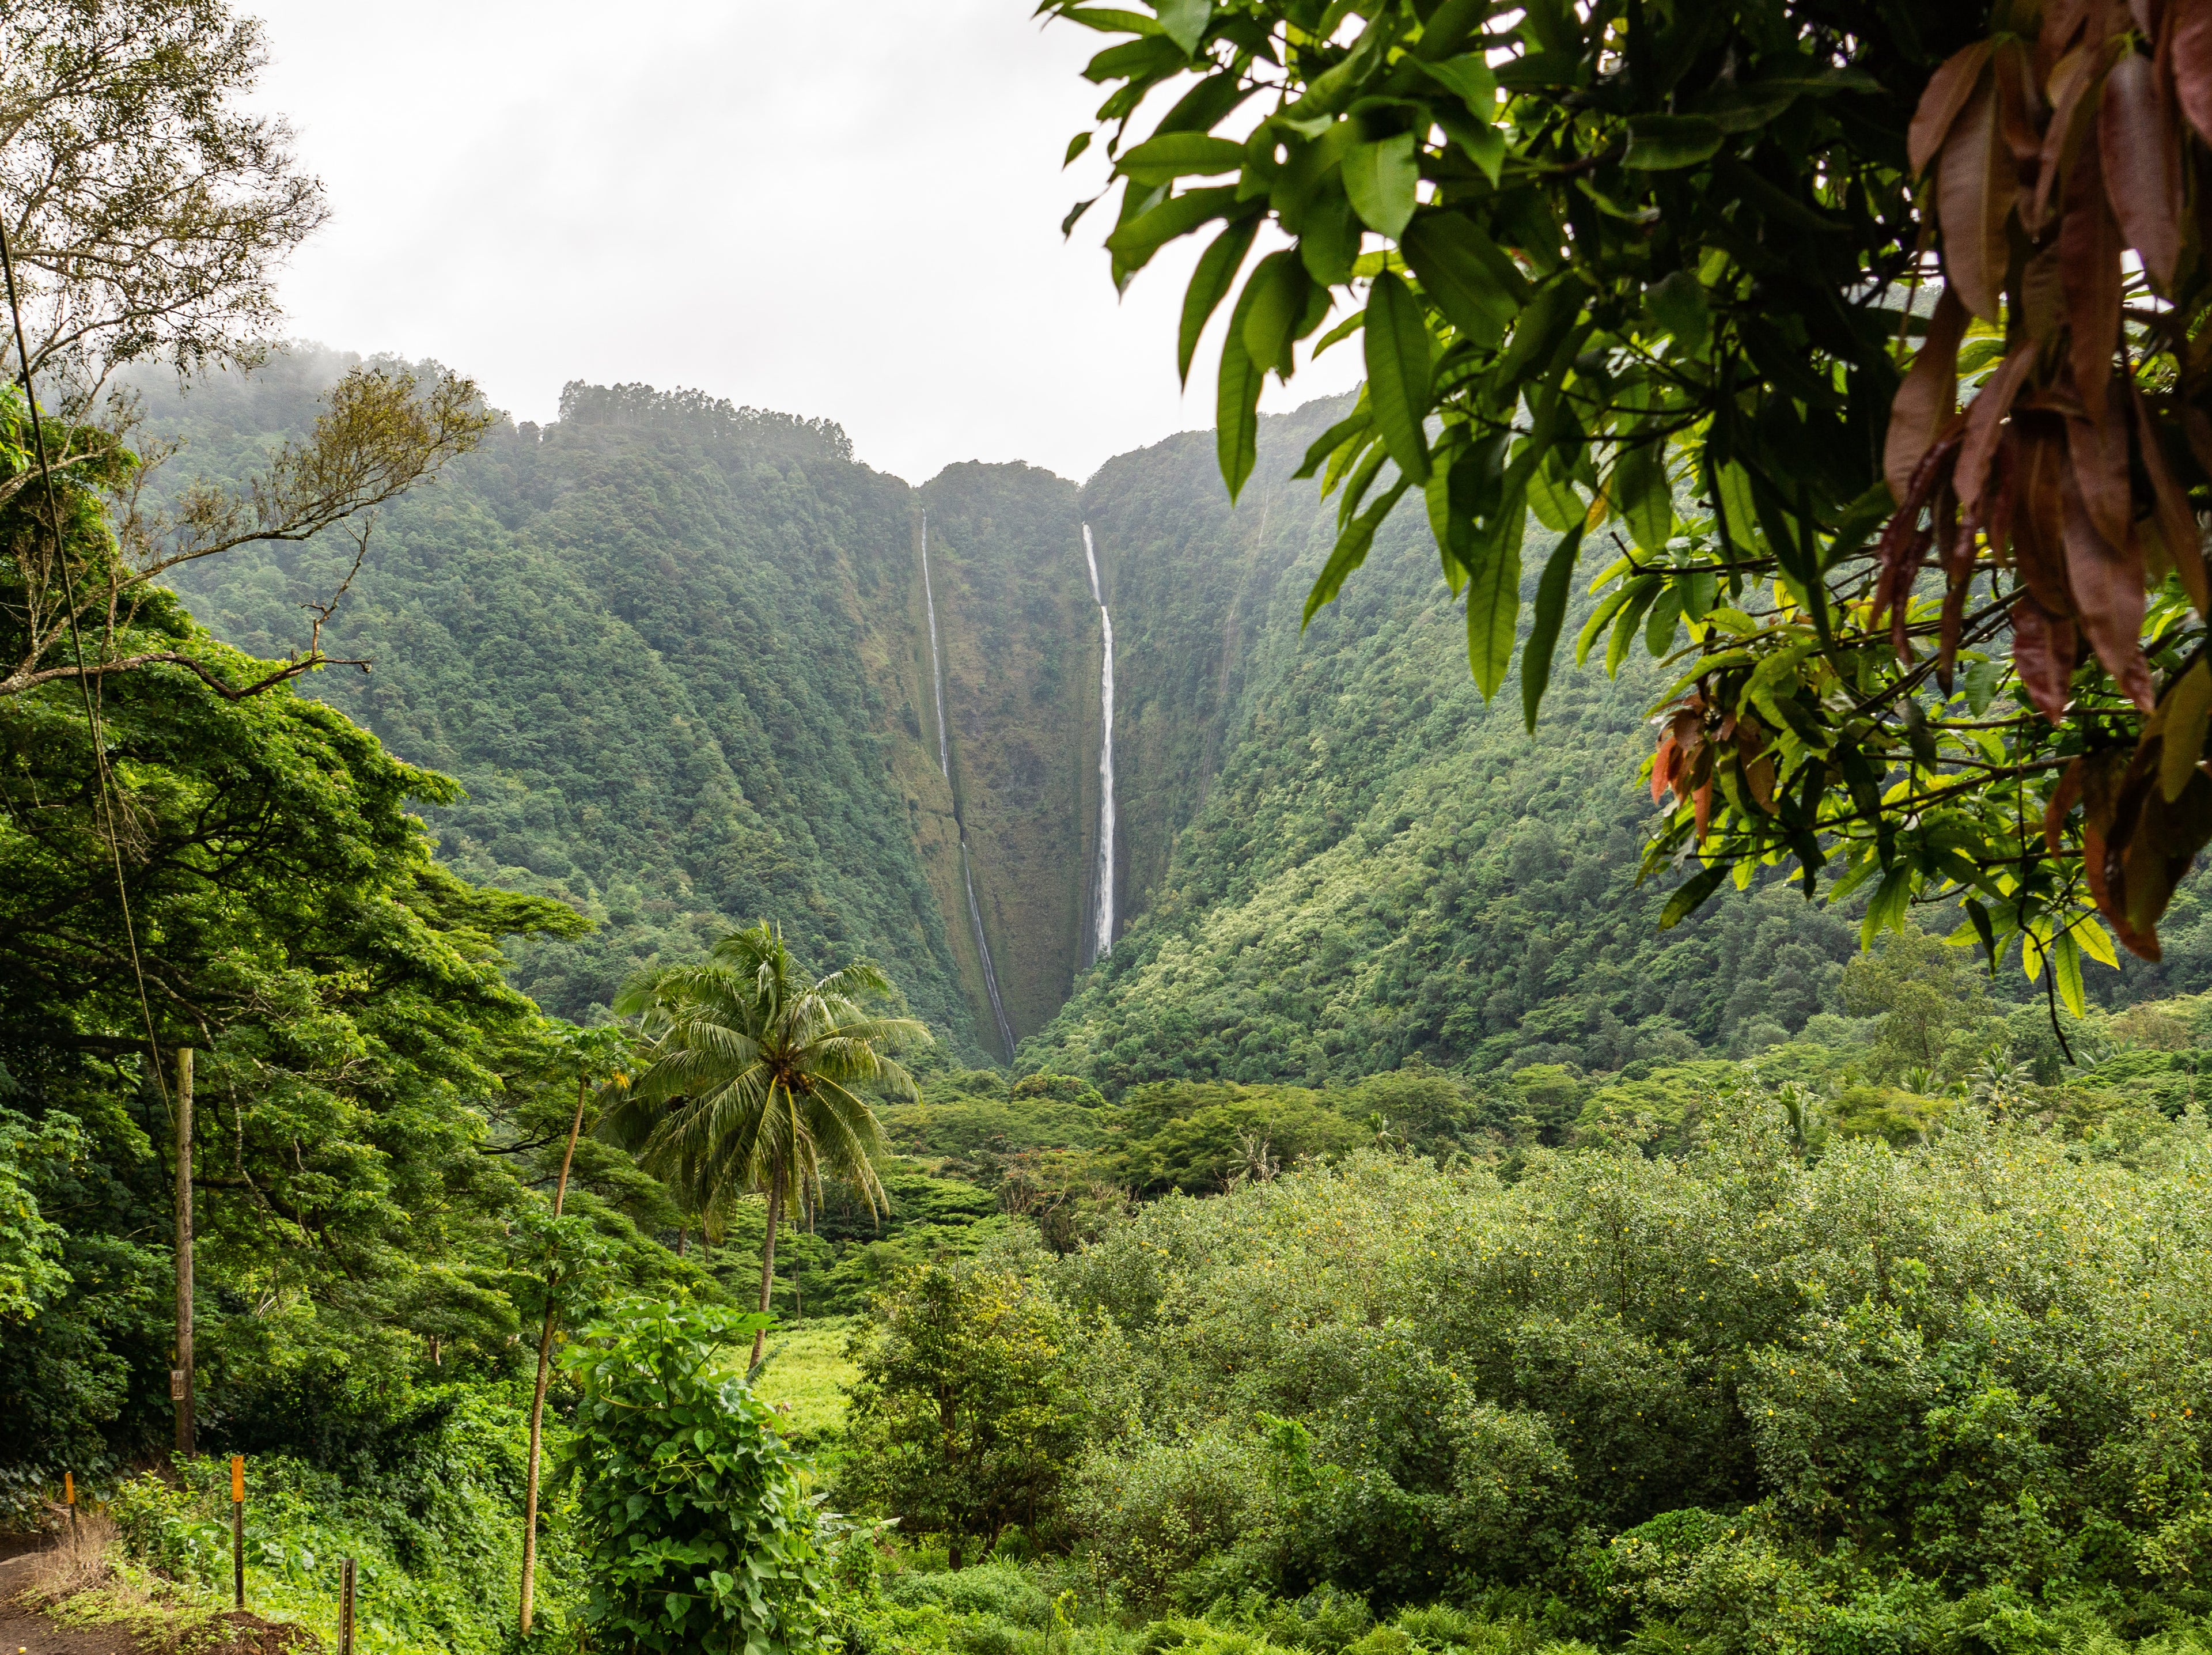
[230,1456,244,1608]
[64,1471,77,1539]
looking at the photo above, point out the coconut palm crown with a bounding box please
[609,921,928,1362]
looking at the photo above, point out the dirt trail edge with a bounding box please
[0,1544,313,1655]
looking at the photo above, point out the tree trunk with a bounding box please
[520,1076,588,1637]
[749,1164,783,1370]
[173,1047,195,1457]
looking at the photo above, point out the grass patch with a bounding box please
[751,1316,861,1446]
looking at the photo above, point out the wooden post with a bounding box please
[173,1046,195,1457]
[339,1557,355,1655]
[231,1456,245,1608]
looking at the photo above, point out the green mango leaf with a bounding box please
[1963,657,2003,716]
[1216,271,1267,499]
[1152,0,1212,54]
[1660,862,1729,929]
[1400,213,1523,347]
[1363,269,1433,483]
[1299,184,1362,285]
[1084,33,1185,84]
[1645,270,1709,350]
[1643,585,1683,656]
[1522,524,1584,732]
[1526,458,1585,532]
[1624,114,1726,169]
[1465,503,1526,699]
[1859,862,1912,947]
[1613,441,1674,555]
[1294,409,1373,480]
[2054,927,2087,1016]
[1118,131,1247,185]
[1104,185,1241,272]
[1241,251,1312,378]
[1305,474,1413,624]
[1714,460,1760,555]
[1415,54,1496,113]
[1059,6,1160,31]
[1178,216,1260,386]
[1342,131,1419,237]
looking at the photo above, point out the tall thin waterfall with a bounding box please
[1082,524,1116,962]
[963,843,1016,1058]
[921,514,950,779]
[921,513,1016,1059]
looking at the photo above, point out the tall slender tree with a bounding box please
[518,1024,631,1638]
[612,923,926,1367]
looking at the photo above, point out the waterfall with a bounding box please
[922,512,1016,1060]
[1082,524,1116,963]
[921,513,950,779]
[963,840,1016,1058]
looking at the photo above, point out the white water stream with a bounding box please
[921,513,1016,1058]
[1082,524,1116,963]
[921,514,950,779]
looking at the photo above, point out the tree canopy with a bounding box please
[1044,0,2212,1006]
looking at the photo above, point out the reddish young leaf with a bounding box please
[2058,453,2157,709]
[2059,133,2123,418]
[2175,0,2212,145]
[2080,746,2162,957]
[1938,76,2018,320]
[1872,431,1960,652]
[2065,409,2133,554]
[1995,39,2047,164]
[2044,752,2088,854]
[1910,42,1995,175]
[1938,471,1993,693]
[2038,0,2098,86]
[1884,287,1969,502]
[1955,339,2037,513]
[2012,418,2081,618]
[2100,48,2183,289]
[2030,45,2101,230]
[2131,381,2211,613]
[2013,594,2082,724]
[2105,729,2212,956]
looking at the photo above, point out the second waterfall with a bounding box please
[1082,524,1116,964]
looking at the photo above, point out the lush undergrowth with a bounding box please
[96,1391,577,1655]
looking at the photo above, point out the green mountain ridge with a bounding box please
[152,350,2207,1088]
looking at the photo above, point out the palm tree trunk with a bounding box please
[520,1076,588,1637]
[749,1162,783,1370]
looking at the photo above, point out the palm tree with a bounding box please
[612,922,926,1366]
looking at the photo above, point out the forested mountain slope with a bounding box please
[155,353,2208,1086]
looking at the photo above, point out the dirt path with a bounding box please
[0,1542,309,1655]
[0,1547,137,1655]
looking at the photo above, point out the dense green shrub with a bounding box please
[563,1299,827,1655]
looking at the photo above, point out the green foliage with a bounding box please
[1045,1103,2212,1624]
[111,1389,565,1655]
[147,355,994,1055]
[563,1298,828,1655]
[0,1104,74,1319]
[1042,0,2210,983]
[842,1258,1093,1569]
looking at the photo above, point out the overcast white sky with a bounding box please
[243,0,1361,487]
